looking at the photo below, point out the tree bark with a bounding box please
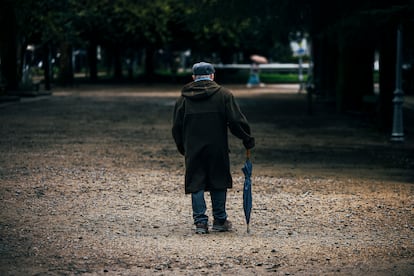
[312,33,338,107]
[113,45,123,80]
[42,44,51,90]
[0,1,19,91]
[58,41,74,86]
[337,34,374,113]
[144,46,155,82]
[378,25,397,131]
[88,41,98,81]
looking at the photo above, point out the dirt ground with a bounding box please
[0,84,413,275]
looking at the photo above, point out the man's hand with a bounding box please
[243,137,255,149]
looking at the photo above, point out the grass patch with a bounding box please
[260,72,307,83]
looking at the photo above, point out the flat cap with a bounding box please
[192,62,215,75]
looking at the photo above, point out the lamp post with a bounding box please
[390,24,404,142]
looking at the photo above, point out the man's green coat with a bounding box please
[172,80,254,194]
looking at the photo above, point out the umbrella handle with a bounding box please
[246,149,251,160]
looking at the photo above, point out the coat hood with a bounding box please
[181,80,221,100]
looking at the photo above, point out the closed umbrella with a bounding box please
[242,149,253,233]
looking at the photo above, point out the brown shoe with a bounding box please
[195,223,209,234]
[212,220,232,232]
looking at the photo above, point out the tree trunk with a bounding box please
[337,35,374,112]
[312,33,338,108]
[42,44,51,90]
[378,25,397,131]
[88,41,98,81]
[144,46,155,82]
[0,1,19,91]
[325,39,339,104]
[113,45,123,80]
[58,41,74,86]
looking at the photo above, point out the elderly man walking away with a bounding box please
[172,62,255,234]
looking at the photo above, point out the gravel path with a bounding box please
[0,84,413,275]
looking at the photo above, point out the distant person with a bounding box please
[247,62,265,88]
[172,62,255,234]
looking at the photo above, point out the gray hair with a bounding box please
[193,74,212,80]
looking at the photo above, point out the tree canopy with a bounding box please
[2,0,308,81]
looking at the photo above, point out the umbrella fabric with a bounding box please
[242,156,252,233]
[250,54,268,64]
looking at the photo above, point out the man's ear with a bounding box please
[211,73,215,80]
[192,75,196,80]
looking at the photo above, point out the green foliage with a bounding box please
[11,0,312,63]
[184,0,293,59]
[14,0,78,45]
